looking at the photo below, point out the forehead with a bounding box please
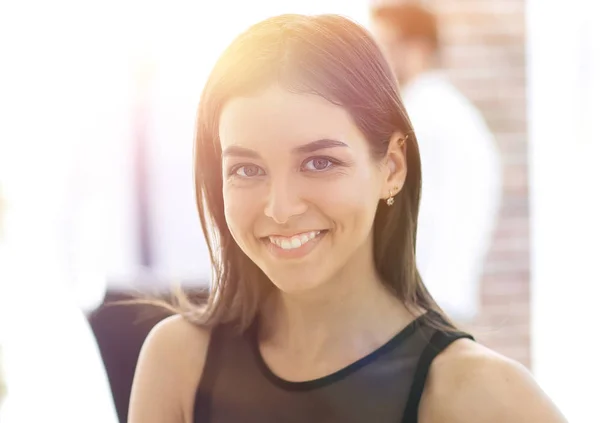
[218,85,365,151]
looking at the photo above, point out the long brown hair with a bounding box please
[177,14,453,332]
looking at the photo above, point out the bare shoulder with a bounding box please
[128,314,212,423]
[143,313,211,363]
[419,338,567,423]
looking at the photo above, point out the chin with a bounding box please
[258,253,334,295]
[266,270,330,295]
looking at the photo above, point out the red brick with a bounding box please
[422,0,530,367]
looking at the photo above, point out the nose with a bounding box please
[264,178,307,224]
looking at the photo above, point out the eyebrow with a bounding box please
[293,139,348,154]
[221,145,260,159]
[222,138,348,159]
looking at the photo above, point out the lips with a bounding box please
[268,230,322,250]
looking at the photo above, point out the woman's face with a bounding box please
[219,84,404,293]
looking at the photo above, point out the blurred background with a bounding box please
[0,0,598,422]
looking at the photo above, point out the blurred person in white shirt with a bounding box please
[0,5,121,419]
[370,2,502,321]
[0,166,119,423]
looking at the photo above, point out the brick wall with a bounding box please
[429,0,530,367]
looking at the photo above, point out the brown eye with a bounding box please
[234,164,264,178]
[304,157,333,171]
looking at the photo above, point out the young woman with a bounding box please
[129,14,566,423]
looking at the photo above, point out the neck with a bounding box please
[259,237,418,357]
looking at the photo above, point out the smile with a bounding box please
[268,231,321,250]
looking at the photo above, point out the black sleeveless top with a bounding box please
[194,311,473,423]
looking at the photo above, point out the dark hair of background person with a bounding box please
[148,13,455,333]
[371,3,440,52]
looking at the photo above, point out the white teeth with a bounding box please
[269,231,321,250]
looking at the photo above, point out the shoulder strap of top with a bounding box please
[194,325,226,422]
[401,329,474,423]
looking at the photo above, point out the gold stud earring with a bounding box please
[386,186,399,206]
[386,192,395,206]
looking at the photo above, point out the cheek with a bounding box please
[309,168,381,223]
[223,186,260,243]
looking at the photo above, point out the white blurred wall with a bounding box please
[528,0,600,421]
[0,2,126,421]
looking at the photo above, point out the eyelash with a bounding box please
[228,156,344,179]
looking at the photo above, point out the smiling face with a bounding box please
[219,84,404,294]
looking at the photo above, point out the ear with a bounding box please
[380,132,408,201]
